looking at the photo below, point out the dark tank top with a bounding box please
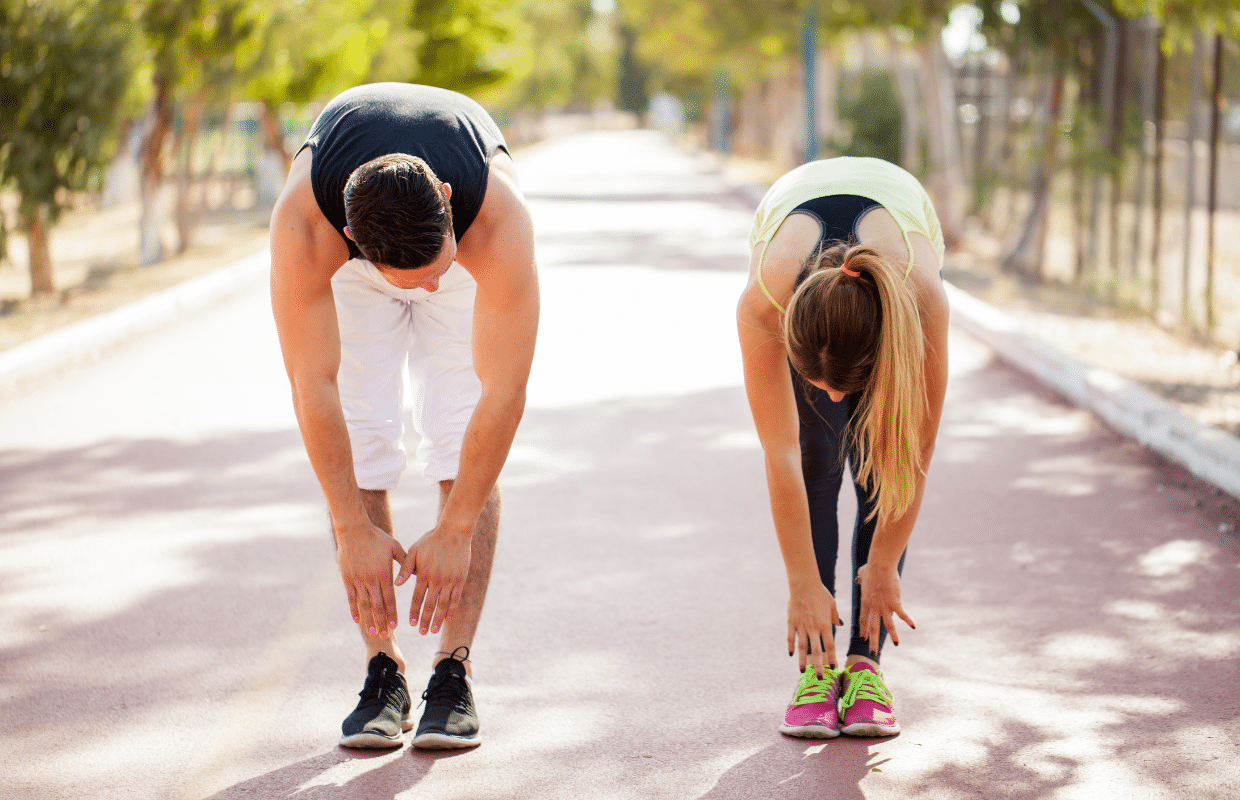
[299,83,509,260]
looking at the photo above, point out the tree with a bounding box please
[0,0,136,295]
[481,0,616,123]
[240,0,414,175]
[408,0,513,93]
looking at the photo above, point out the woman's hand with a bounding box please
[787,582,844,677]
[856,563,916,654]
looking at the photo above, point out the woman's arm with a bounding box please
[737,236,842,675]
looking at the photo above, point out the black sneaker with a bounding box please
[412,647,480,749]
[339,652,412,748]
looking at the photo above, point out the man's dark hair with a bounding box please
[343,154,453,269]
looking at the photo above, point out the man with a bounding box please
[270,83,538,750]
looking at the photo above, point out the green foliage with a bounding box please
[617,0,802,92]
[483,0,612,112]
[832,69,902,163]
[1113,0,1240,44]
[240,0,398,106]
[0,0,137,223]
[408,0,512,92]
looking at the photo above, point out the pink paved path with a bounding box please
[2,131,1237,799]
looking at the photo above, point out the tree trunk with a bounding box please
[1181,27,1204,325]
[1150,28,1166,315]
[918,23,964,249]
[24,203,54,297]
[174,92,206,256]
[970,56,991,214]
[256,99,290,204]
[1107,17,1129,299]
[260,98,291,175]
[1205,30,1223,333]
[1084,9,1117,289]
[886,29,922,175]
[1002,55,1065,278]
[139,73,174,267]
[1130,18,1158,309]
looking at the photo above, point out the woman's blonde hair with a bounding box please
[784,243,926,523]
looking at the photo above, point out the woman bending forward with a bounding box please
[737,157,949,738]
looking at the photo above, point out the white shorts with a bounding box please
[332,258,481,490]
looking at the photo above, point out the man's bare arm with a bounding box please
[270,151,406,637]
[396,154,539,634]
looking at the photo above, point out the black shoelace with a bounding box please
[358,666,406,711]
[420,670,471,713]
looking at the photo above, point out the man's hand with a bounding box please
[788,581,844,678]
[856,562,916,655]
[396,527,472,635]
[337,523,408,638]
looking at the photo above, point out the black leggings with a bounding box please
[792,368,906,662]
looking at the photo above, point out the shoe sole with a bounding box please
[339,730,407,748]
[839,722,900,737]
[339,716,412,749]
[411,731,481,750]
[779,723,840,739]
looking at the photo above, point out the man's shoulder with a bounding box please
[272,150,348,272]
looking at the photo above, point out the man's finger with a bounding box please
[394,543,413,585]
[429,587,452,634]
[358,586,380,636]
[380,575,398,634]
[370,584,392,639]
[419,588,440,634]
[444,584,463,625]
[410,577,428,627]
[346,585,361,624]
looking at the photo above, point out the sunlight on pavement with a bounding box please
[175,558,339,799]
[1136,538,1214,577]
[526,265,746,409]
[1041,632,1131,663]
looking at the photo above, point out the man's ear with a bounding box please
[442,183,452,201]
[343,225,355,242]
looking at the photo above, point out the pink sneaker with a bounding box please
[838,662,900,736]
[779,667,841,738]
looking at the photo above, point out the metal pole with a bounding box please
[1150,26,1166,315]
[1205,30,1223,333]
[1080,0,1116,290]
[802,6,819,163]
[1182,27,1204,325]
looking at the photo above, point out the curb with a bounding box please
[0,248,270,400]
[728,173,1240,501]
[944,283,1240,500]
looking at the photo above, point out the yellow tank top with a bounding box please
[748,157,945,313]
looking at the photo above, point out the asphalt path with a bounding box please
[2,130,1237,800]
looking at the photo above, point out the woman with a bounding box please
[737,157,949,738]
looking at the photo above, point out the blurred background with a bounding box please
[1,0,1238,347]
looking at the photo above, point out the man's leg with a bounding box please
[355,488,407,673]
[331,260,417,748]
[430,480,500,678]
[336,488,415,748]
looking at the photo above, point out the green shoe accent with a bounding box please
[792,666,841,706]
[840,667,893,711]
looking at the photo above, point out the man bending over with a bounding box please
[270,83,538,749]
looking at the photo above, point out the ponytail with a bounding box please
[783,243,926,522]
